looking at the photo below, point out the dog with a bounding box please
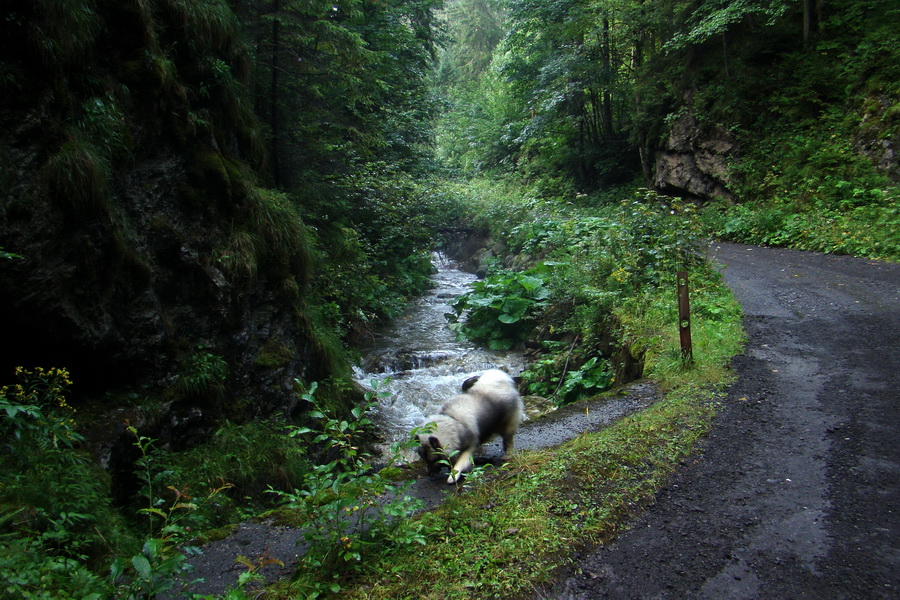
[416,369,524,484]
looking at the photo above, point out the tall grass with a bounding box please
[247,187,313,286]
[43,134,110,215]
[30,0,100,72]
[215,229,259,283]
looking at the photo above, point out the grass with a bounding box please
[43,133,110,215]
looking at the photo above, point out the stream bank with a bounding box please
[174,381,662,597]
[175,254,664,597]
[353,253,527,454]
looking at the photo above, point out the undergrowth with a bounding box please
[261,178,745,599]
[448,181,727,407]
[272,388,735,600]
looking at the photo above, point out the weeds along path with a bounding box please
[541,242,900,600]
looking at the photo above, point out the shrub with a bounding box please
[447,266,551,350]
[268,381,427,597]
[0,367,126,598]
[162,419,312,526]
[446,183,706,404]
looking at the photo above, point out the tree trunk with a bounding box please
[601,17,614,139]
[270,0,281,186]
[803,0,824,42]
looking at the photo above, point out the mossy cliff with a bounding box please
[0,0,346,442]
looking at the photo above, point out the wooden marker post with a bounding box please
[676,270,693,364]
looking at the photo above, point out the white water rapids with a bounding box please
[353,253,527,449]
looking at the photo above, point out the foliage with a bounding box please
[0,247,22,260]
[522,349,614,406]
[163,419,312,526]
[310,173,469,336]
[0,368,124,599]
[267,381,428,597]
[0,537,108,600]
[238,0,443,187]
[434,0,898,261]
[447,265,551,350]
[110,427,234,600]
[696,114,900,260]
[435,0,646,186]
[664,0,791,51]
[246,186,313,285]
[446,180,708,405]
[176,346,229,402]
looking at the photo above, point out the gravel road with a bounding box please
[540,242,900,600]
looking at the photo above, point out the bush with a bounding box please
[445,183,708,405]
[0,367,125,598]
[447,266,551,350]
[268,381,427,597]
[162,419,312,527]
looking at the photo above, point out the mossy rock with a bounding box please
[255,337,294,370]
[183,148,246,209]
[198,523,239,544]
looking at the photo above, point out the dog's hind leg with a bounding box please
[448,448,474,484]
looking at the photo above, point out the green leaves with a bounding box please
[447,267,550,350]
[131,554,152,581]
[175,346,229,401]
[273,380,426,578]
[664,0,791,52]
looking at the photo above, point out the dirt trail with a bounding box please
[541,242,900,600]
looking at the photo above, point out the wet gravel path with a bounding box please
[540,243,900,600]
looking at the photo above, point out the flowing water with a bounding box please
[354,253,527,450]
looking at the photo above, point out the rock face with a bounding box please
[0,109,334,437]
[854,93,899,182]
[654,113,737,201]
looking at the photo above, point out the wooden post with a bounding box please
[676,270,693,364]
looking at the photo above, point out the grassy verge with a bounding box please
[329,390,725,600]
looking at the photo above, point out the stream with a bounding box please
[177,255,663,598]
[353,253,527,453]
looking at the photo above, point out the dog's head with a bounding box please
[417,435,448,476]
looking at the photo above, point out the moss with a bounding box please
[258,507,307,529]
[198,523,238,544]
[378,464,417,482]
[183,148,245,208]
[254,337,293,370]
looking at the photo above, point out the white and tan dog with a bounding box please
[416,369,524,484]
